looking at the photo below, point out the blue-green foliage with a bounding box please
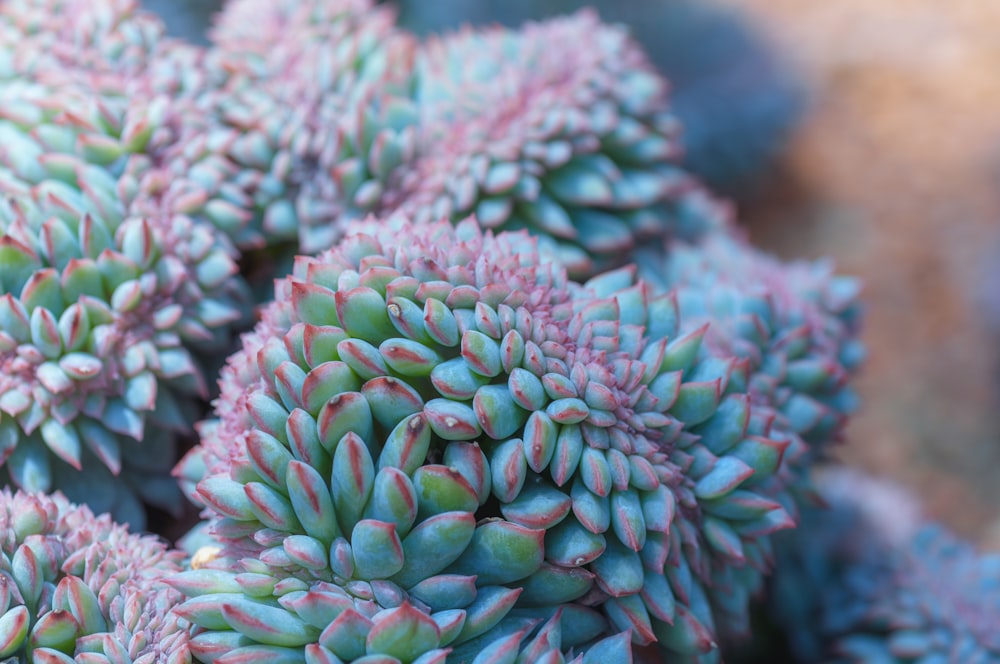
[769,470,1000,663]
[391,0,805,196]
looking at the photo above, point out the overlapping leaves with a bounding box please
[176,217,808,662]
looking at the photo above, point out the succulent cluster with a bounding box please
[10,1,973,663]
[150,3,730,289]
[767,469,1000,663]
[382,10,724,279]
[0,1,250,524]
[389,0,807,199]
[835,528,1000,663]
[0,488,189,662]
[172,217,824,662]
[156,0,420,258]
[0,0,164,83]
[641,232,864,461]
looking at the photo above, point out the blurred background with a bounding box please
[142,0,1000,547]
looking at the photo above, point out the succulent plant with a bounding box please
[0,26,249,522]
[380,10,726,280]
[0,5,885,663]
[0,0,165,86]
[834,526,1000,664]
[390,0,806,198]
[766,468,1000,664]
[174,216,805,662]
[765,468,920,661]
[639,231,863,460]
[170,551,633,663]
[0,488,190,662]
[626,231,863,642]
[144,0,420,262]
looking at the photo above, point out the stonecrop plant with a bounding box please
[0,0,249,526]
[383,10,725,280]
[164,0,420,260]
[0,488,189,663]
[172,216,815,663]
[9,0,994,663]
[625,230,862,641]
[768,469,1000,664]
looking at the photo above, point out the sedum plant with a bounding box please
[0,488,190,663]
[150,0,420,259]
[381,10,727,280]
[0,5,249,524]
[767,468,1000,664]
[766,468,922,662]
[175,216,807,662]
[639,231,863,466]
[0,0,164,85]
[0,3,880,662]
[833,527,1000,663]
[631,231,863,640]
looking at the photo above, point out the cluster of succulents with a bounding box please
[170,210,863,662]
[389,0,806,198]
[382,10,725,280]
[154,0,421,262]
[640,232,864,462]
[628,231,863,641]
[6,0,995,663]
[0,0,251,525]
[0,488,189,662]
[767,469,1000,663]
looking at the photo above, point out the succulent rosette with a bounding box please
[0,0,164,86]
[380,10,726,280]
[170,555,633,663]
[631,232,863,639]
[0,76,248,523]
[833,526,1000,664]
[638,231,863,463]
[175,216,800,661]
[766,469,921,662]
[144,0,420,261]
[767,468,1000,664]
[0,488,190,662]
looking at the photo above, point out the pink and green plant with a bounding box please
[768,468,1000,664]
[0,488,190,662]
[0,1,888,661]
[156,0,420,257]
[174,216,809,662]
[0,3,249,524]
[381,11,727,279]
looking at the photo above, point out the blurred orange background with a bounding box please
[723,0,1000,545]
